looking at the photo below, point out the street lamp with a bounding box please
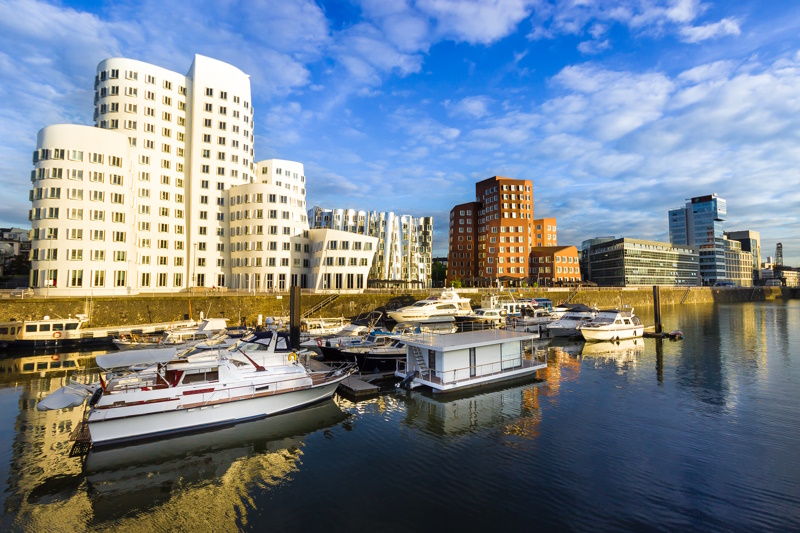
[192,242,197,291]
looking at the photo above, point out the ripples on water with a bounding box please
[1,302,799,531]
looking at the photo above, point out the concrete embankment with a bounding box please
[0,287,794,328]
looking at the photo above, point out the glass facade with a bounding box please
[587,238,699,286]
[668,194,726,285]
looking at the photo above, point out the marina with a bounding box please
[1,301,800,531]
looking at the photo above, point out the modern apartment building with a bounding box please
[723,236,754,287]
[586,238,699,286]
[724,230,761,282]
[446,201,480,284]
[446,177,534,287]
[669,194,727,285]
[308,207,433,287]
[532,218,557,247]
[529,246,581,286]
[27,55,376,295]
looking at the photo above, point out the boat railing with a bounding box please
[397,349,546,387]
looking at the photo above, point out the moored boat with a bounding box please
[37,338,355,448]
[545,304,598,338]
[395,329,546,394]
[579,308,644,342]
[386,288,472,322]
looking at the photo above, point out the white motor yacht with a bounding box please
[579,308,644,342]
[386,288,472,322]
[37,332,355,447]
[546,304,598,337]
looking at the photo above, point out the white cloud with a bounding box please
[445,96,493,118]
[577,39,611,55]
[528,0,741,51]
[419,0,536,44]
[679,17,741,43]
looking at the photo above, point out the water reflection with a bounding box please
[1,302,799,531]
[5,399,349,530]
[580,338,644,369]
[399,380,545,438]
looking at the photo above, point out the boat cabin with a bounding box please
[396,329,546,394]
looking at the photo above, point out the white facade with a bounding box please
[29,125,136,295]
[26,56,375,295]
[309,206,432,287]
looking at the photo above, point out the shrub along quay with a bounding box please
[0,287,795,328]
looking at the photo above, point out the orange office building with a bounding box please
[446,176,534,287]
[530,246,582,287]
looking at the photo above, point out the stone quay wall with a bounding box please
[0,287,795,328]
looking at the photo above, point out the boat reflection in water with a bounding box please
[398,379,546,439]
[19,399,349,528]
[579,338,644,367]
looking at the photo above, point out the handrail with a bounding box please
[302,294,339,318]
[397,349,546,387]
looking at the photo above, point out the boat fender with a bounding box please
[52,331,62,339]
[88,388,103,407]
[398,371,416,390]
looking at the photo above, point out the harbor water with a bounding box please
[1,301,799,531]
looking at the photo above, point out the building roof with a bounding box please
[530,246,576,253]
[400,329,538,351]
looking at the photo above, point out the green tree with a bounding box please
[431,261,447,287]
[4,254,30,276]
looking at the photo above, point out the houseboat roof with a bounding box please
[400,329,538,351]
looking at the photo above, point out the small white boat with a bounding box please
[546,304,598,338]
[579,308,644,342]
[37,336,355,447]
[300,311,386,352]
[506,307,558,334]
[112,318,229,351]
[386,288,472,322]
[395,329,546,394]
[479,293,534,316]
[455,308,507,329]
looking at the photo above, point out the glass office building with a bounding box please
[668,194,726,285]
[586,238,699,286]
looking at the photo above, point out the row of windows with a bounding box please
[33,149,121,166]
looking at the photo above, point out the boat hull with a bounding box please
[580,326,644,342]
[87,378,344,447]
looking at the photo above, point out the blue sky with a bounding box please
[1,0,799,263]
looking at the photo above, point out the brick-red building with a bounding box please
[447,176,534,287]
[530,246,581,286]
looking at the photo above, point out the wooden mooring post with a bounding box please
[290,286,301,349]
[652,285,663,335]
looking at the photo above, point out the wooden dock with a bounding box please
[305,356,382,399]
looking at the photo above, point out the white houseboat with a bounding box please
[395,329,546,394]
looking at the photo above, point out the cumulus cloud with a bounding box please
[444,96,493,118]
[528,0,742,51]
[679,17,741,43]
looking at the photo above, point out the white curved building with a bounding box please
[309,207,433,287]
[26,55,376,295]
[229,159,308,290]
[29,125,136,295]
[92,56,253,291]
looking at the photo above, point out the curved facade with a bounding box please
[229,160,308,290]
[29,125,135,295]
[309,207,433,287]
[26,55,376,295]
